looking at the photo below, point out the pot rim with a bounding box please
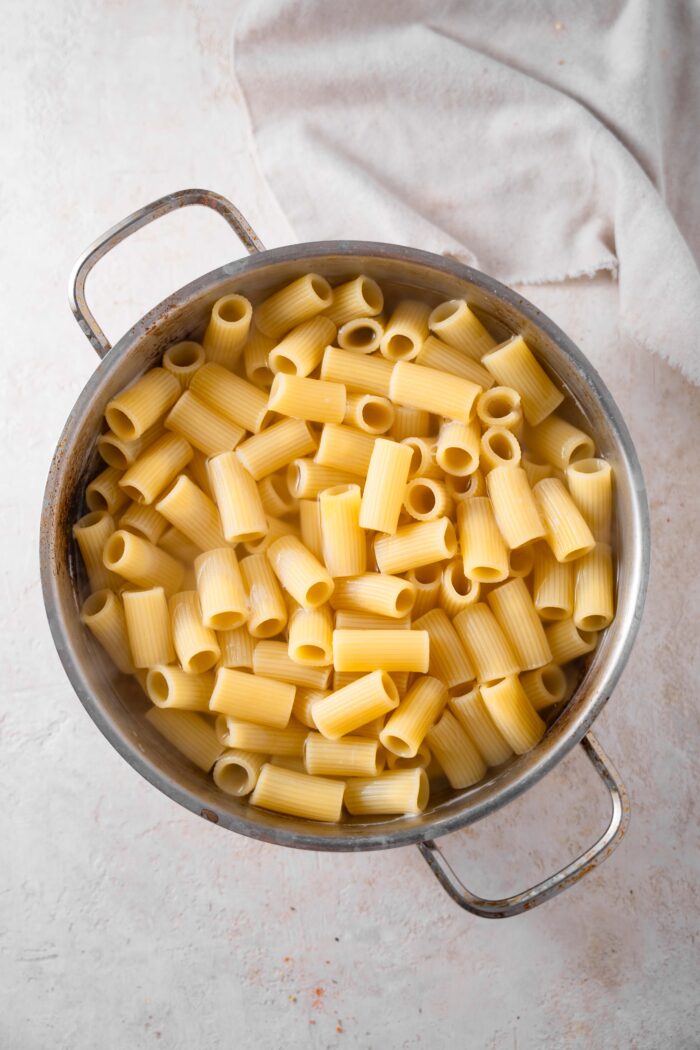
[40,239,650,851]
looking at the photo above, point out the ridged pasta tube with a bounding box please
[481,336,563,426]
[344,769,429,815]
[426,710,486,788]
[480,675,545,754]
[202,294,252,367]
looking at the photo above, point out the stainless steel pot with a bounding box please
[40,189,649,917]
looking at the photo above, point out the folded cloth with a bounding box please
[234,0,700,383]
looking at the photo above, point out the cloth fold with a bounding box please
[234,0,700,382]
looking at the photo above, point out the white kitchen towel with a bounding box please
[234,0,700,383]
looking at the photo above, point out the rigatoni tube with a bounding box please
[105,368,180,441]
[164,391,244,458]
[123,587,175,667]
[202,294,252,367]
[533,478,595,563]
[80,589,134,674]
[330,574,415,619]
[380,299,431,361]
[525,415,595,471]
[73,510,116,592]
[379,676,447,758]
[155,475,228,551]
[255,274,333,340]
[103,530,184,594]
[486,466,545,549]
[453,604,520,684]
[344,769,429,815]
[533,543,574,621]
[146,666,214,711]
[190,361,270,433]
[304,733,384,777]
[169,591,221,674]
[288,604,334,666]
[413,609,475,691]
[480,675,545,754]
[312,670,399,739]
[315,424,376,477]
[269,316,336,377]
[253,640,332,690]
[319,484,366,578]
[574,543,614,631]
[207,451,267,543]
[426,710,486,788]
[250,764,345,823]
[321,346,394,397]
[565,458,613,542]
[144,707,224,772]
[212,750,265,797]
[267,534,334,609]
[428,299,496,360]
[487,578,552,671]
[332,630,429,673]
[268,373,347,424]
[390,361,481,424]
[324,275,384,327]
[236,419,317,481]
[119,433,194,505]
[239,554,288,638]
[209,667,295,729]
[481,336,563,426]
[194,548,247,631]
[458,497,509,583]
[360,437,413,534]
[374,517,456,575]
[447,688,512,767]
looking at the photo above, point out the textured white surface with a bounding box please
[2,2,699,1048]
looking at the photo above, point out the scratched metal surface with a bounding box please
[3,2,699,1048]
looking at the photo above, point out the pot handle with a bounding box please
[418,732,630,918]
[69,188,266,358]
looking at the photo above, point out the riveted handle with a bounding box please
[419,732,630,918]
[69,188,265,358]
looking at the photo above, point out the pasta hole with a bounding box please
[413,562,442,585]
[209,611,246,631]
[271,473,291,501]
[273,354,297,375]
[442,521,458,557]
[570,458,606,475]
[255,618,284,638]
[382,734,412,758]
[442,447,473,474]
[216,762,250,795]
[311,275,332,303]
[404,441,424,476]
[360,278,383,312]
[105,407,137,440]
[188,650,219,674]
[563,546,591,562]
[539,605,567,621]
[98,441,128,470]
[361,401,392,431]
[448,565,471,597]
[578,614,608,631]
[167,342,202,368]
[579,628,598,646]
[471,566,504,583]
[120,484,145,503]
[104,533,126,566]
[252,366,274,387]
[395,588,415,614]
[385,334,415,360]
[77,510,107,529]
[148,671,170,703]
[216,297,248,324]
[541,666,566,699]
[346,325,376,349]
[306,581,332,607]
[509,547,533,576]
[416,770,430,810]
[82,590,110,616]
[569,439,596,463]
[489,432,515,461]
[408,483,436,516]
[380,672,399,704]
[296,644,327,662]
[430,300,462,325]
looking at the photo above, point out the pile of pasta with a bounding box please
[74,273,615,823]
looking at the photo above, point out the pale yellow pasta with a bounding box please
[268,755,307,773]
[162,341,206,388]
[448,688,512,767]
[521,455,554,487]
[321,345,394,396]
[344,393,394,434]
[85,466,129,516]
[219,719,307,756]
[145,707,224,772]
[391,406,433,442]
[251,763,345,823]
[212,750,265,797]
[520,664,567,711]
[403,477,452,522]
[345,768,429,815]
[119,502,168,546]
[304,732,384,777]
[426,710,487,788]
[534,478,596,563]
[435,420,481,477]
[508,544,535,579]
[191,361,271,433]
[331,670,363,692]
[105,368,180,441]
[533,543,574,620]
[266,534,334,609]
[477,386,523,432]
[122,587,175,667]
[380,299,431,361]
[453,603,520,684]
[574,543,614,631]
[446,470,486,503]
[242,516,300,556]
[158,526,201,564]
[155,475,228,551]
[352,713,387,738]
[239,553,288,638]
[390,361,481,424]
[202,294,252,367]
[374,517,456,575]
[169,591,220,674]
[243,328,275,388]
[253,640,332,690]
[146,665,214,711]
[439,559,481,617]
[207,451,267,544]
[487,578,552,671]
[415,609,474,690]
[333,629,429,673]
[417,333,494,386]
[80,589,134,674]
[428,299,497,360]
[315,423,376,477]
[400,437,439,480]
[385,742,432,770]
[186,449,214,498]
[103,530,184,594]
[312,670,399,739]
[406,564,442,618]
[545,618,598,663]
[217,625,255,669]
[288,604,334,666]
[525,414,595,471]
[236,418,317,481]
[479,426,522,473]
[318,483,365,578]
[482,335,564,426]
[255,273,334,340]
[97,422,162,471]
[269,316,336,377]
[119,433,194,505]
[293,687,327,729]
[298,499,324,560]
[268,373,347,424]
[73,510,117,591]
[287,460,357,500]
[480,675,545,754]
[209,667,295,728]
[333,611,411,630]
[337,316,384,354]
[165,390,244,458]
[486,466,546,550]
[324,275,384,326]
[566,459,613,543]
[359,438,412,534]
[331,574,415,619]
[379,675,447,758]
[194,548,247,631]
[258,473,297,519]
[458,497,509,584]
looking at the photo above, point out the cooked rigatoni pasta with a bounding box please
[76,270,618,819]
[268,373,347,424]
[319,484,366,578]
[202,294,252,367]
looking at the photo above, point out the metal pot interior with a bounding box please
[41,243,648,851]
